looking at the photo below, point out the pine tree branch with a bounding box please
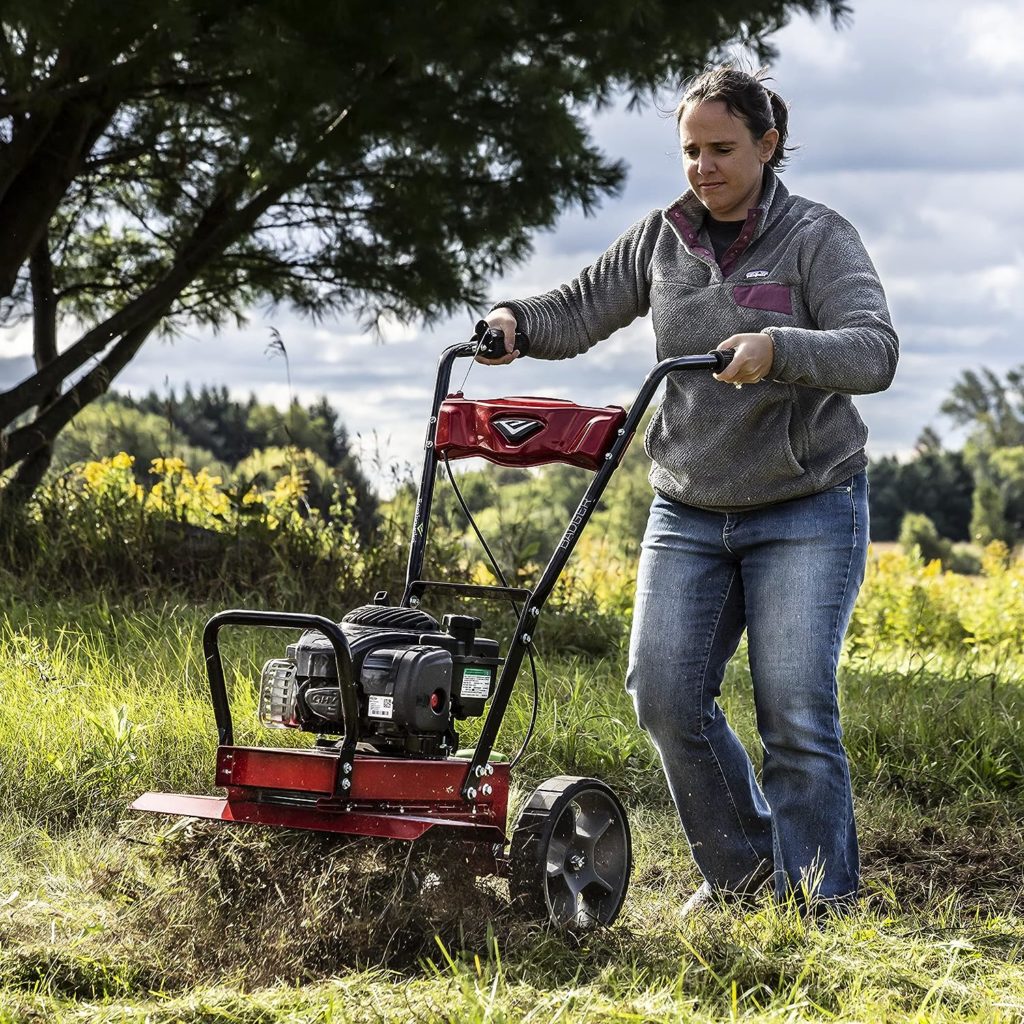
[0,71,378,430]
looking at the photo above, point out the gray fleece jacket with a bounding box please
[493,168,898,511]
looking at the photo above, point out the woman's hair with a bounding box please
[675,66,792,170]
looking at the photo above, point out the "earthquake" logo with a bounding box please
[492,417,544,445]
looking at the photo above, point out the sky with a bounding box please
[3,0,1023,489]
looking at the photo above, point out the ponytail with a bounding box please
[763,88,791,169]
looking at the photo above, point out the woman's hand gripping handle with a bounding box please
[473,312,530,364]
[712,332,773,386]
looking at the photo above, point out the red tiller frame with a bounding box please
[133,341,732,847]
[133,607,510,849]
[135,747,510,847]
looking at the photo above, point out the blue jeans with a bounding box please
[625,472,868,903]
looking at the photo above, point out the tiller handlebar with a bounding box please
[403,333,734,797]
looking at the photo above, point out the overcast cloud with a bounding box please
[2,0,1023,487]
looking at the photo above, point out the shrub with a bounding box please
[848,548,969,656]
[0,451,404,608]
[946,544,982,575]
[848,541,1024,661]
[898,512,953,566]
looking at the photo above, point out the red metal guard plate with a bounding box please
[133,747,511,842]
[435,395,627,470]
[215,747,507,809]
[131,791,507,843]
[215,746,338,794]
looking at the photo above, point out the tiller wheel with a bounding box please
[510,777,632,928]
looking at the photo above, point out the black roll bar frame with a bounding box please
[203,610,358,796]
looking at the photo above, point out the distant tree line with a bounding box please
[125,386,359,472]
[36,361,1024,560]
[866,432,973,542]
[868,365,1024,548]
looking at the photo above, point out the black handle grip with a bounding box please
[710,348,735,372]
[472,319,530,359]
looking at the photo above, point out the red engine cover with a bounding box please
[435,395,628,471]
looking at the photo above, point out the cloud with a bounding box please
[0,354,33,385]
[768,7,859,78]
[962,3,1024,77]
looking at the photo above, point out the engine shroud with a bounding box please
[275,606,501,758]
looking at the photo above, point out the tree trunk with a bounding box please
[1,231,59,512]
[0,95,118,301]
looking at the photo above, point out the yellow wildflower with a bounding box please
[81,460,108,490]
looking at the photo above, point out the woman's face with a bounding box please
[679,100,779,222]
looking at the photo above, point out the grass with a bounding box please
[1,587,1023,1021]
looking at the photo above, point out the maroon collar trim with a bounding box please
[719,208,763,277]
[665,207,716,265]
[664,167,784,274]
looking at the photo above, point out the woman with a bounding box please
[479,66,898,912]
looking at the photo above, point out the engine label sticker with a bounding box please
[461,667,491,699]
[368,695,394,719]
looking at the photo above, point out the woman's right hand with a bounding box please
[475,309,521,365]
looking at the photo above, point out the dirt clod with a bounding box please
[108,822,510,986]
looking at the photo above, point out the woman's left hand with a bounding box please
[714,332,774,386]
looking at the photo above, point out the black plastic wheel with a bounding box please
[509,776,631,929]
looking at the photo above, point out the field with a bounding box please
[1,541,1023,1024]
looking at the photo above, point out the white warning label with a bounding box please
[461,667,491,699]
[368,695,394,719]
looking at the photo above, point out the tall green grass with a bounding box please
[1,584,1024,1021]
